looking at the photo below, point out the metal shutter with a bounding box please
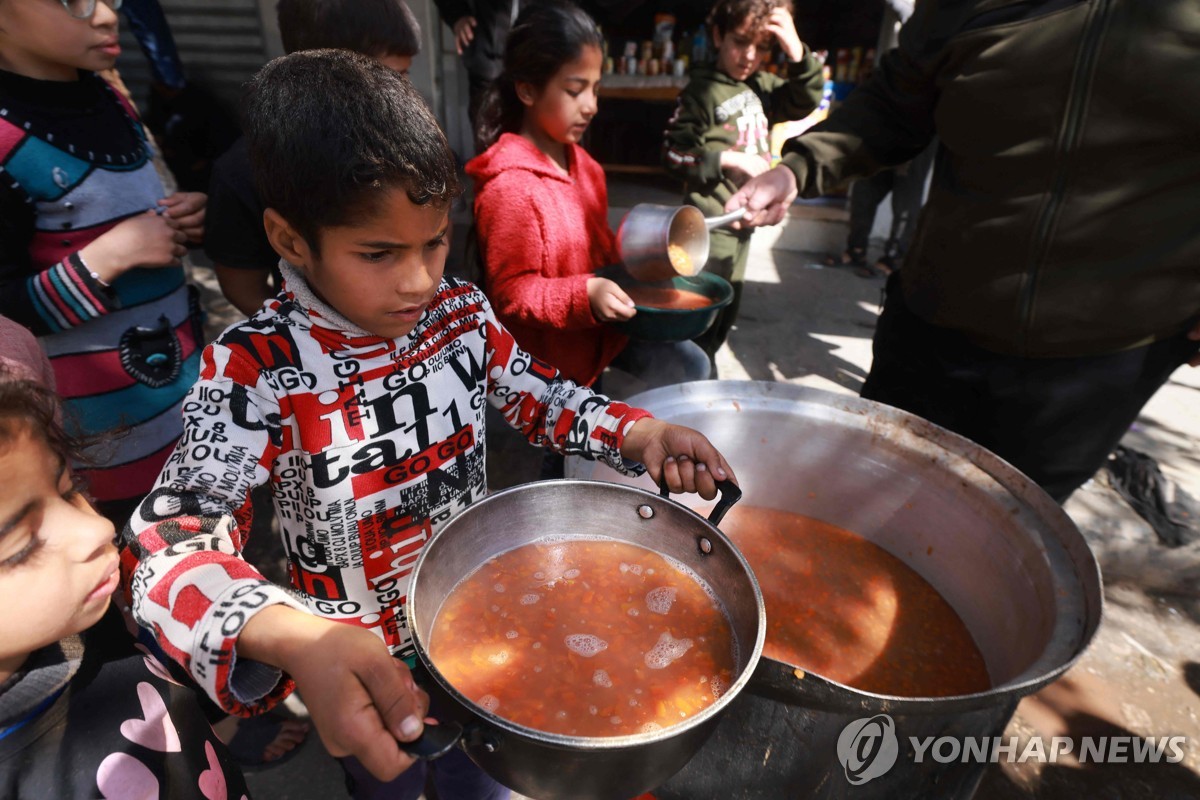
[114,0,279,113]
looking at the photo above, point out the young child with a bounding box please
[0,0,206,525]
[206,0,423,317]
[0,364,250,799]
[123,50,736,800]
[468,2,712,396]
[663,0,823,365]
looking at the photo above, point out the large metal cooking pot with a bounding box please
[566,381,1103,799]
[405,480,765,800]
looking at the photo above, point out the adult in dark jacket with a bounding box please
[727,0,1200,501]
[433,0,521,134]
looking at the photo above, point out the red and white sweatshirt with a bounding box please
[122,263,651,716]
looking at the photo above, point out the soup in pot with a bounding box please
[428,537,736,737]
[718,505,991,698]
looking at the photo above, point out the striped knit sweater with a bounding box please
[0,69,199,513]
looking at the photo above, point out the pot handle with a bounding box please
[658,477,743,527]
[704,207,748,231]
[398,720,463,761]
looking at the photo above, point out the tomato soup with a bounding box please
[667,243,693,275]
[625,285,713,310]
[718,505,990,697]
[428,538,736,737]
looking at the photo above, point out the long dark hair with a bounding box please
[476,1,604,151]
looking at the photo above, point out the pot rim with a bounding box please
[406,479,767,751]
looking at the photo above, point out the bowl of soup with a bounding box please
[597,265,734,343]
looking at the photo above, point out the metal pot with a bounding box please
[566,381,1103,799]
[405,479,765,800]
[616,203,745,283]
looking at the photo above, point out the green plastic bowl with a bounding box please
[602,266,735,343]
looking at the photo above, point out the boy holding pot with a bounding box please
[121,50,735,798]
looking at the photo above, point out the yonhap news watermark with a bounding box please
[837,713,1189,786]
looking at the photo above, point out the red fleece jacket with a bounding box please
[467,133,626,386]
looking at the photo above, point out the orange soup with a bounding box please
[625,285,713,310]
[667,243,693,275]
[718,505,990,697]
[428,538,736,737]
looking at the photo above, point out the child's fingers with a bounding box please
[673,453,698,494]
[606,296,636,320]
[693,461,719,500]
[661,455,682,494]
[171,209,205,229]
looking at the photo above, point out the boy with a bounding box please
[662,0,822,366]
[123,49,736,796]
[206,0,423,317]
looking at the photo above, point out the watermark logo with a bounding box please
[837,714,899,785]
[836,714,1189,785]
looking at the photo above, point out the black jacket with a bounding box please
[781,0,1200,358]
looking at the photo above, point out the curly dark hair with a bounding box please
[243,49,460,252]
[707,0,794,37]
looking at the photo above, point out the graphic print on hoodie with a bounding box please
[123,266,650,715]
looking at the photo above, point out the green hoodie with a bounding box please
[781,0,1200,358]
[663,57,824,219]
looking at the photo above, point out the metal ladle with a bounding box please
[616,203,747,283]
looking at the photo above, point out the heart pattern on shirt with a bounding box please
[119,681,182,752]
[97,752,159,800]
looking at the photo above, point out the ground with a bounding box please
[188,175,1200,799]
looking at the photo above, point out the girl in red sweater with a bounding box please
[467,2,710,396]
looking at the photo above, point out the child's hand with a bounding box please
[720,151,772,186]
[158,192,207,244]
[767,6,806,62]
[452,16,477,55]
[621,418,737,500]
[239,607,429,781]
[80,210,189,283]
[588,276,637,322]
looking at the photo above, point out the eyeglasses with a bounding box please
[58,0,123,19]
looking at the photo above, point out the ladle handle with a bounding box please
[658,477,743,527]
[705,208,748,231]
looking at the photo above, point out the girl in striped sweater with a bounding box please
[0,0,205,524]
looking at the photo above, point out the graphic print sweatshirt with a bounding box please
[122,264,651,716]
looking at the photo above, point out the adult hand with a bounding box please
[720,150,772,186]
[239,607,429,782]
[1187,319,1200,366]
[766,6,806,62]
[620,418,737,500]
[453,16,477,55]
[158,192,207,244]
[588,276,637,322]
[79,209,188,283]
[725,166,798,230]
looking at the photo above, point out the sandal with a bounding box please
[823,247,867,270]
[224,712,311,768]
[874,255,897,277]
